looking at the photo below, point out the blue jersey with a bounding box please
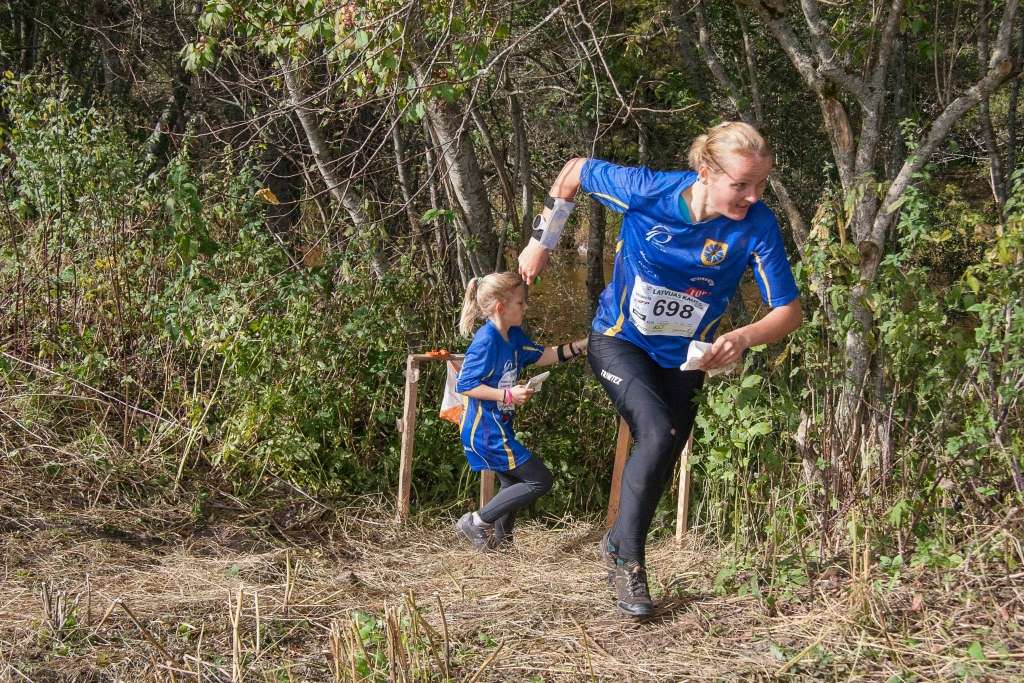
[582,159,799,368]
[456,321,545,471]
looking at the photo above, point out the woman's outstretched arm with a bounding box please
[518,157,587,284]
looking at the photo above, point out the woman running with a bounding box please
[518,122,803,617]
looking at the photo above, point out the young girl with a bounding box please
[454,272,588,550]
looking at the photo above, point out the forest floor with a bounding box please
[1,461,1022,682]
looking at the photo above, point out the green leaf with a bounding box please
[740,374,763,389]
[748,421,772,438]
[967,641,985,661]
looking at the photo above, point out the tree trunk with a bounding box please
[281,58,385,278]
[421,111,482,284]
[979,0,1009,216]
[748,0,1019,504]
[669,0,710,104]
[414,65,498,276]
[260,143,303,245]
[736,3,764,124]
[885,31,908,178]
[391,116,431,267]
[470,107,518,272]
[146,61,192,171]
[509,88,534,248]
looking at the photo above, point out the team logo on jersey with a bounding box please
[691,276,715,286]
[644,224,673,245]
[700,239,729,266]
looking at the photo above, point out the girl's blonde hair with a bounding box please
[688,121,773,173]
[459,272,524,337]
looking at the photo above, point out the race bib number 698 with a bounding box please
[628,275,709,337]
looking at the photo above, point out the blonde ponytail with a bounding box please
[688,121,772,172]
[458,272,525,337]
[459,277,482,337]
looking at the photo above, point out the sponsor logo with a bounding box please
[644,224,672,245]
[700,239,729,267]
[600,369,623,385]
[691,276,715,286]
[684,287,710,298]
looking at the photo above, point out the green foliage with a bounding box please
[187,0,510,121]
[1,78,439,496]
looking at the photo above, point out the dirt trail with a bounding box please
[2,497,1022,682]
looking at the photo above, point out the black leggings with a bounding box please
[478,457,553,539]
[588,332,704,564]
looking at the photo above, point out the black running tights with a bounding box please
[588,332,704,564]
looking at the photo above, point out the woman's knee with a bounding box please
[633,423,679,461]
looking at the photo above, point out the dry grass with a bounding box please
[1,452,1022,682]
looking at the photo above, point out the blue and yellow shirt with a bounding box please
[456,321,544,471]
[582,159,799,368]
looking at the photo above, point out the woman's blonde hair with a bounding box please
[688,121,772,173]
[459,272,525,337]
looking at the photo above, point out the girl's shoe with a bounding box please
[455,512,492,551]
[489,530,513,550]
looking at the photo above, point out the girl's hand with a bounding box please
[509,385,535,405]
[517,241,550,285]
[574,336,589,354]
[699,330,750,371]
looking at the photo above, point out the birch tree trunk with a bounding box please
[414,65,498,277]
[281,58,386,278]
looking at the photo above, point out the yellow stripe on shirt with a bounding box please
[491,412,517,470]
[699,313,724,341]
[752,251,773,303]
[469,404,484,456]
[592,192,629,211]
[603,286,630,337]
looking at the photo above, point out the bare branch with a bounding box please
[799,0,868,100]
[870,3,1019,254]
[694,1,750,120]
[746,0,823,94]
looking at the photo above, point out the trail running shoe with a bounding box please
[600,531,654,618]
[489,514,514,550]
[455,512,491,551]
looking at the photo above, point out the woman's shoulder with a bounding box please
[585,159,691,188]
[743,201,780,230]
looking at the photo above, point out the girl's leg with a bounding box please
[589,333,703,565]
[490,470,519,546]
[476,457,553,525]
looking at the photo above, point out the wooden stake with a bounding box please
[479,470,496,508]
[675,432,694,545]
[396,355,419,520]
[606,418,631,528]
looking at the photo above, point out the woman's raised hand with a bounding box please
[517,240,550,285]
